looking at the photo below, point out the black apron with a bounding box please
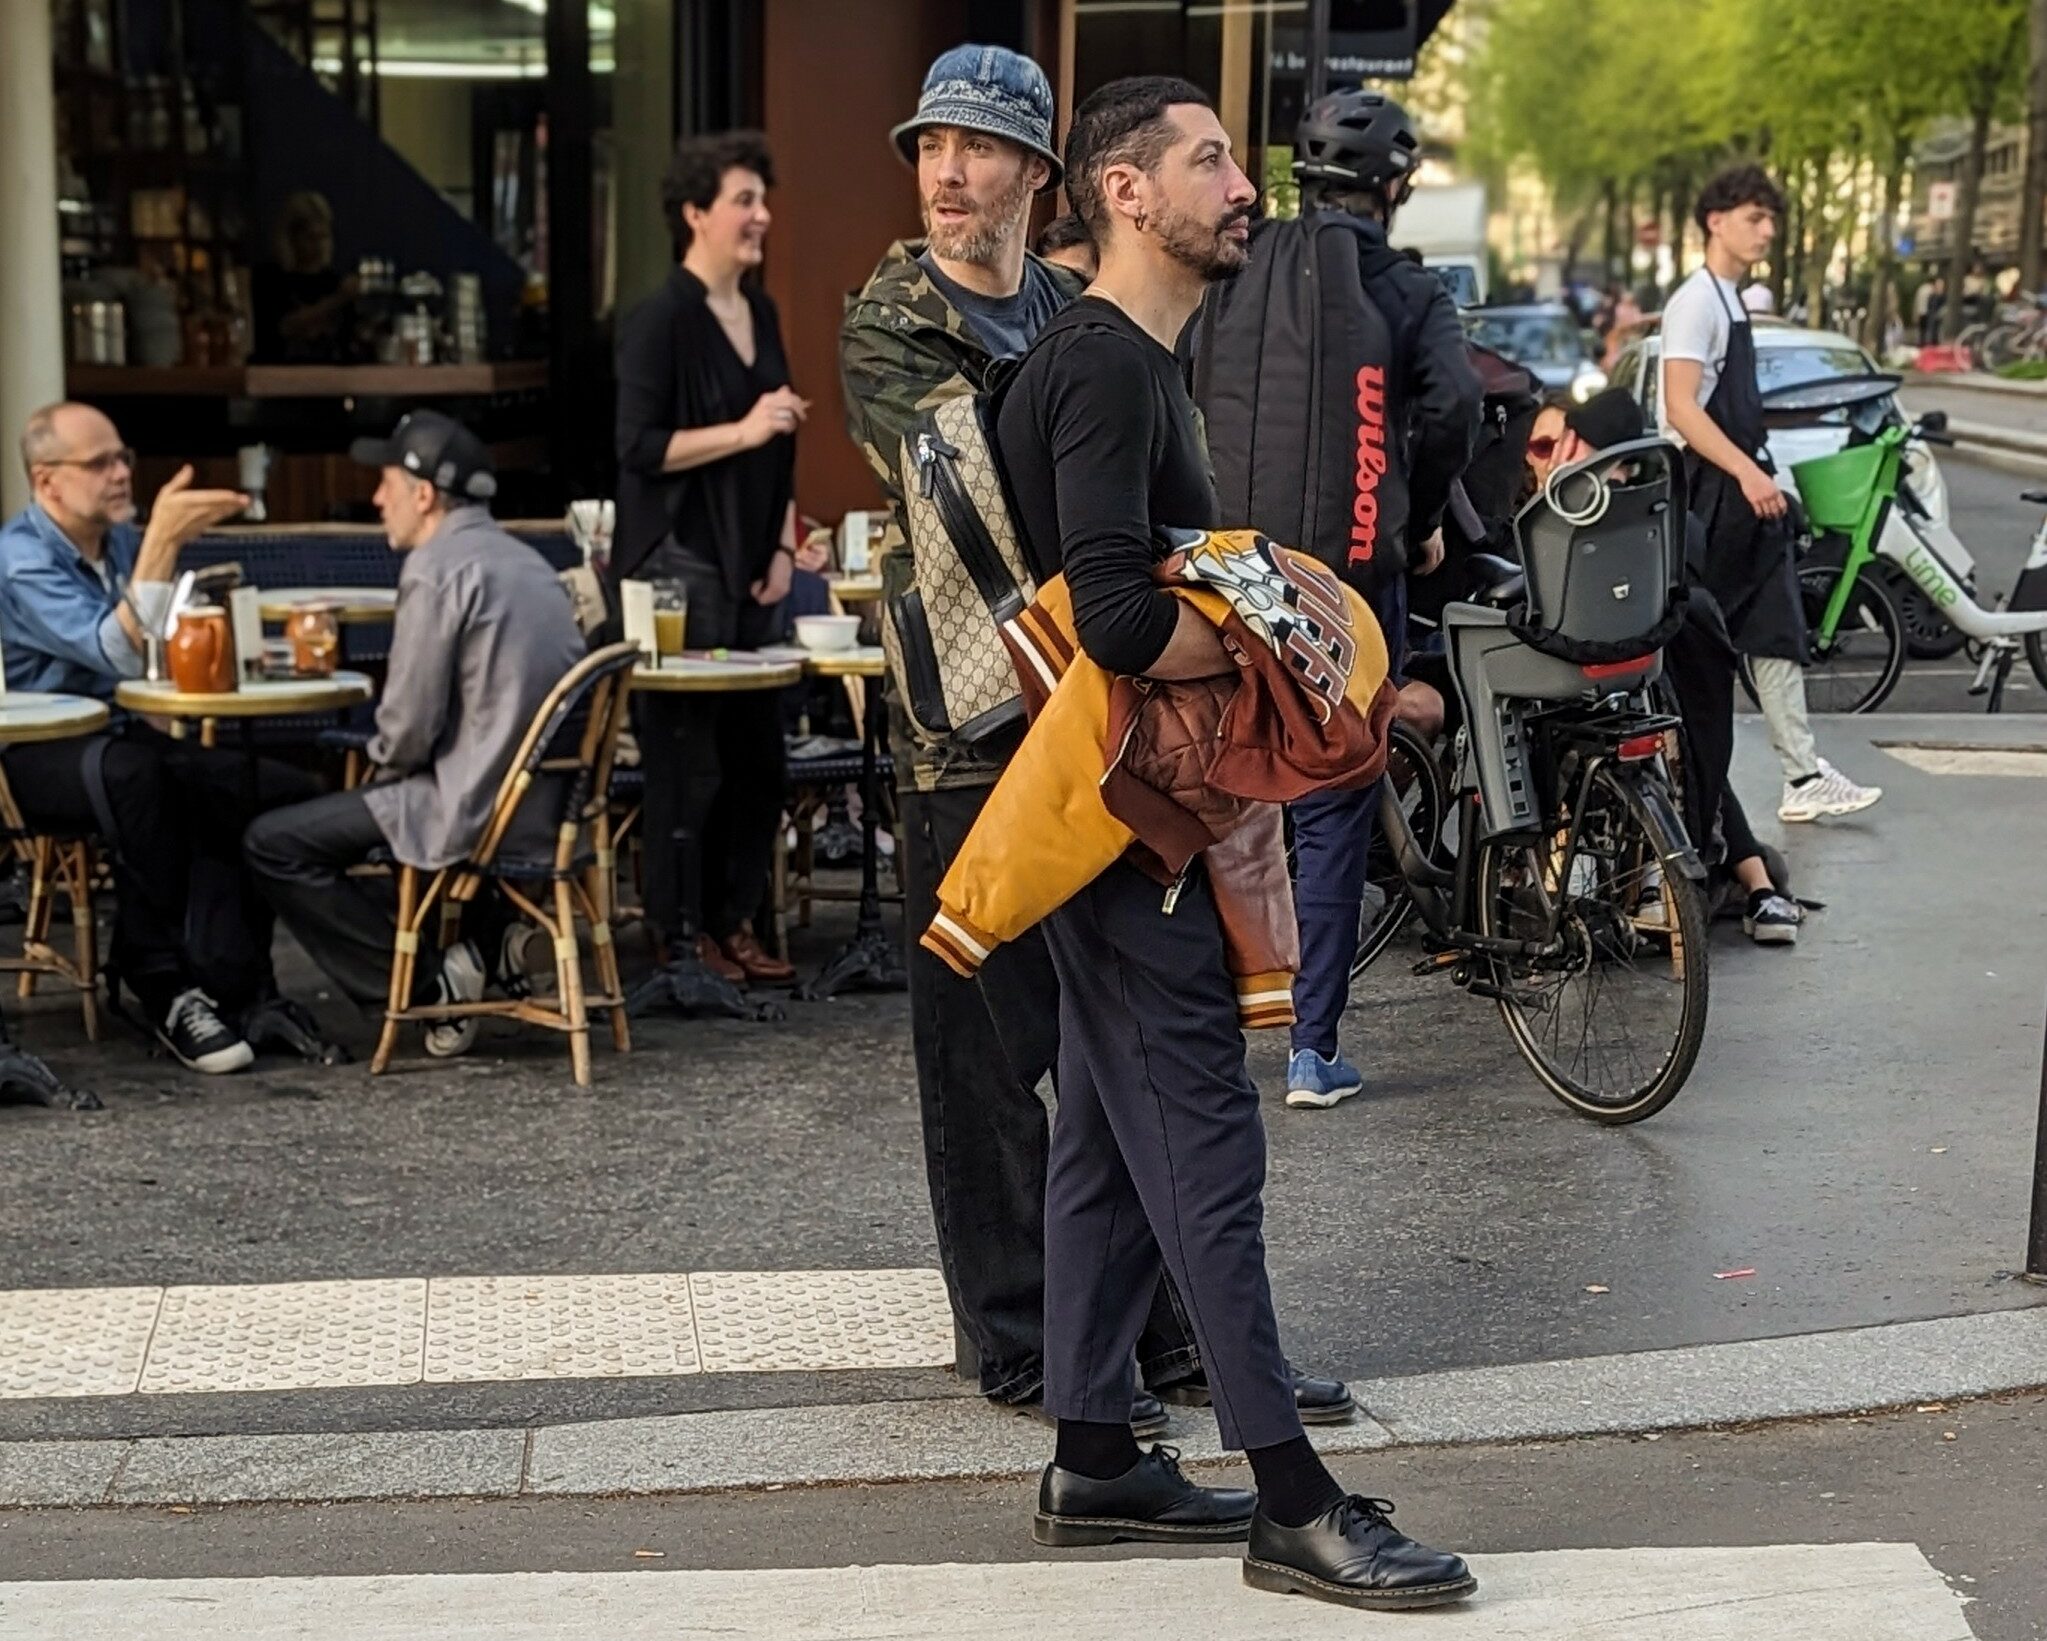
[1682,278,1806,662]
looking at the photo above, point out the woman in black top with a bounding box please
[614,131,809,983]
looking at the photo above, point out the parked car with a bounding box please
[1463,303,1609,401]
[1610,317,1961,657]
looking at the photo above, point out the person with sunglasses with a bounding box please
[1,402,324,1072]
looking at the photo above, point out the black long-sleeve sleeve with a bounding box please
[1403,280,1484,540]
[615,297,677,477]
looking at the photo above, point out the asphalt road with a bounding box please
[4,1396,2040,1639]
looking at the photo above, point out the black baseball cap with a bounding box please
[349,410,497,501]
[1564,387,1646,453]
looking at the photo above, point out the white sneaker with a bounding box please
[1632,862,1669,931]
[423,939,486,1059]
[1778,759,1882,823]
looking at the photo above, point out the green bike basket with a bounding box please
[1790,443,1891,532]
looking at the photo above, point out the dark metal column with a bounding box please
[1307,0,1331,103]
[545,0,597,496]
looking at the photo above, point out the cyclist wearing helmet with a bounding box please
[1192,89,1480,1112]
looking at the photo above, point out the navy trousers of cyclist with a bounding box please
[1291,575,1407,1061]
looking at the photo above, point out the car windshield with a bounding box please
[1464,311,1584,364]
[1753,341,1879,394]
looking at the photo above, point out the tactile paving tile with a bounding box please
[688,1269,954,1373]
[0,1287,162,1399]
[422,1275,701,1383]
[138,1280,427,1395]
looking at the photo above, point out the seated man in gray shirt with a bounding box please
[245,412,587,1055]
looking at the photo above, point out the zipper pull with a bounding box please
[1162,865,1192,916]
[912,430,961,498]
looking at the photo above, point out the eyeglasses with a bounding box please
[1525,435,1560,461]
[45,447,136,476]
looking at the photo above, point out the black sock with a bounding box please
[1791,770,1821,787]
[1054,1418,1142,1481]
[1248,1435,1346,1527]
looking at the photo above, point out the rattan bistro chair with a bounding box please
[0,772,99,1040]
[370,642,639,1087]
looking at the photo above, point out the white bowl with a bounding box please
[794,614,860,652]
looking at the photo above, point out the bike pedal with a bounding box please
[1410,952,1461,977]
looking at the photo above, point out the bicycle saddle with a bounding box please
[2022,490,2047,505]
[1461,552,1526,608]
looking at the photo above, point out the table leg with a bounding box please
[627,695,781,1022]
[797,676,907,1001]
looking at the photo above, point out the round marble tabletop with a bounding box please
[630,654,805,693]
[825,574,883,605]
[115,671,376,718]
[0,692,112,745]
[758,644,887,679]
[257,587,398,624]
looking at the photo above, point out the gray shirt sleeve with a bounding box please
[366,564,462,774]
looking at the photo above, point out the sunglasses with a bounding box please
[45,447,136,476]
[1525,435,1559,461]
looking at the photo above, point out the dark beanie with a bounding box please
[1565,387,1646,452]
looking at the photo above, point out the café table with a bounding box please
[115,672,375,1066]
[759,645,906,1001]
[624,652,804,1021]
[825,573,884,606]
[256,588,399,624]
[0,693,109,1110]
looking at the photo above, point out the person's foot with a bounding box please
[1632,861,1669,931]
[1742,889,1802,945]
[1242,1494,1478,1610]
[1013,1390,1169,1441]
[1285,1049,1364,1110]
[1157,1365,1357,1425]
[158,988,255,1075]
[423,929,537,1059]
[1778,759,1882,822]
[720,924,795,984]
[695,934,747,984]
[1033,1445,1256,1546]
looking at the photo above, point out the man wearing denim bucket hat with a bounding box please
[841,46,1353,1440]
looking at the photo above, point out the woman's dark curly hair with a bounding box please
[661,130,774,253]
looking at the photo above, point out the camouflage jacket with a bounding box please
[839,238,1084,791]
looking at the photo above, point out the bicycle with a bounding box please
[1759,375,2047,713]
[1355,441,1710,1124]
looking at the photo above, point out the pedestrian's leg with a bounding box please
[1749,655,1821,782]
[1288,785,1374,1060]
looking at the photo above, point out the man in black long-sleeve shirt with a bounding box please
[997,76,1474,1612]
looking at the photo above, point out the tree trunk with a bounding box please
[1620,178,1636,294]
[1805,150,1834,326]
[1668,175,1688,288]
[1944,98,1997,340]
[1602,178,1618,285]
[2020,0,2047,293]
[1784,158,1805,308]
[1869,140,1908,355]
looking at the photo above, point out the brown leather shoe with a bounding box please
[720,924,795,984]
[695,934,746,983]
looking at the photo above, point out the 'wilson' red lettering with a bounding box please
[1348,364,1388,567]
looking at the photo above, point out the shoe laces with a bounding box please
[1149,1444,1186,1477]
[167,989,225,1036]
[1334,1494,1397,1533]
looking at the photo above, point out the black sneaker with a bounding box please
[1244,1494,1477,1610]
[159,989,255,1075]
[1742,890,1801,946]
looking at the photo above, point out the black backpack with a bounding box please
[1190,210,1410,599]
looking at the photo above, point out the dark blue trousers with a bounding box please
[1040,858,1303,1452]
[1290,575,1408,1060]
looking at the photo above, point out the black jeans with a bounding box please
[637,543,787,941]
[1040,858,1299,1452]
[244,789,512,1008]
[1,723,312,1020]
[899,766,1198,1402]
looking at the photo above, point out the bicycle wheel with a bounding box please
[1978,322,2023,370]
[1741,566,1906,715]
[2028,629,2047,693]
[1477,765,1709,1124]
[1888,567,1967,659]
[1351,719,1447,979]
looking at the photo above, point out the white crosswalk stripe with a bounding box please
[0,1543,1977,1639]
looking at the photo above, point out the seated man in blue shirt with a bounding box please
[0,402,319,1072]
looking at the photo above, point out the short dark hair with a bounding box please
[1063,75,1211,237]
[1035,212,1092,257]
[1693,163,1784,237]
[661,130,774,253]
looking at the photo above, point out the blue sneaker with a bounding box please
[1286,1049,1364,1110]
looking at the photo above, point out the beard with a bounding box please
[922,165,1034,265]
[1154,202,1252,282]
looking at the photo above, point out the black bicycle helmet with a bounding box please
[1293,90,1420,193]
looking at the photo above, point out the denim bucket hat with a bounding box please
[891,43,1062,188]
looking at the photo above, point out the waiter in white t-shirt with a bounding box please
[1659,163,1881,824]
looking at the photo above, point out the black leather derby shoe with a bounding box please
[1034,1446,1257,1547]
[1156,1365,1357,1425]
[1012,1391,1169,1440]
[1243,1495,1477,1610]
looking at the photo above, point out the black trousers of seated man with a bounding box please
[1039,854,1302,1452]
[635,542,786,945]
[897,763,1200,1404]
[244,789,514,1009]
[0,722,315,1022]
